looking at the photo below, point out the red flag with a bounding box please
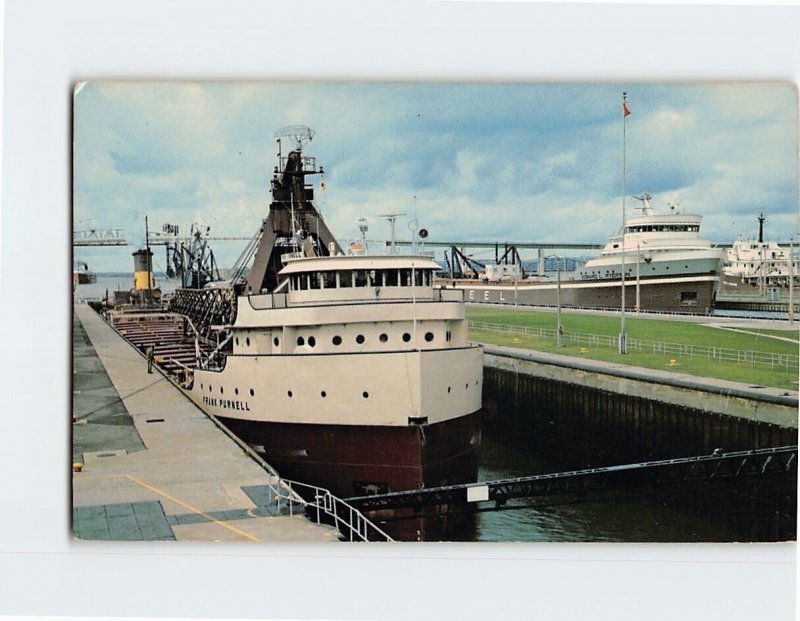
[623,101,631,117]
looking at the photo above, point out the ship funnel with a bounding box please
[132,248,155,291]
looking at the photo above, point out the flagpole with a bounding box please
[619,92,629,354]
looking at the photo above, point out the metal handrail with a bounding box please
[469,320,800,370]
[280,479,394,542]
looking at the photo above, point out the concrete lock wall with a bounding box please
[482,347,798,465]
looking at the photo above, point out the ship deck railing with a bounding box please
[468,320,800,371]
[280,479,394,542]
[245,287,465,310]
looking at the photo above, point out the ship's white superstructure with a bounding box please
[188,255,482,428]
[724,239,799,287]
[578,194,725,285]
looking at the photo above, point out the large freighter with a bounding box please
[174,127,483,541]
[451,193,725,314]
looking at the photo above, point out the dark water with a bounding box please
[460,429,763,542]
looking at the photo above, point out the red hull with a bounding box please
[217,412,482,541]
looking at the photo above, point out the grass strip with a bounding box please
[467,307,799,391]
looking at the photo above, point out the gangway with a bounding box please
[346,446,797,513]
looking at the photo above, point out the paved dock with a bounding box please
[72,303,339,542]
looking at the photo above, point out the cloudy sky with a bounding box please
[73,82,798,272]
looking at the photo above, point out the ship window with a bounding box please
[385,270,399,286]
[320,271,336,288]
[220,387,224,394]
[447,386,451,393]
[250,388,254,396]
[287,390,293,398]
[362,391,369,399]
[339,270,352,287]
[209,385,213,392]
[308,336,316,347]
[424,332,434,342]
[321,390,327,398]
[273,337,279,347]
[235,388,239,395]
[235,337,239,346]
[355,270,368,287]
[246,337,250,347]
[400,269,412,286]
[298,275,308,290]
[379,333,388,343]
[297,336,305,346]
[332,335,342,346]
[446,330,452,342]
[309,272,320,289]
[402,332,411,342]
[356,334,365,344]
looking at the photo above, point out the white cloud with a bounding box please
[73,82,798,271]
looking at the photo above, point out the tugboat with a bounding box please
[179,127,483,540]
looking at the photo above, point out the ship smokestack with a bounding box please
[132,248,155,291]
[758,213,765,244]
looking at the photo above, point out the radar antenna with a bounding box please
[273,125,316,151]
[633,192,654,215]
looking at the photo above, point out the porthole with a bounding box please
[402,333,411,342]
[379,333,388,343]
[249,388,254,397]
[362,391,369,399]
[297,336,305,346]
[209,385,213,393]
[235,337,239,346]
[424,332,434,342]
[447,386,451,393]
[321,390,327,398]
[332,335,342,346]
[246,337,250,347]
[356,334,365,344]
[200,383,204,389]
[308,336,316,347]
[465,383,469,389]
[220,386,224,394]
[235,388,239,395]
[288,390,293,398]
[273,337,279,347]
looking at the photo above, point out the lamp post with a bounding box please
[789,238,794,323]
[546,254,564,347]
[635,242,641,313]
[556,257,563,347]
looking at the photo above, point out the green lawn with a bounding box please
[467,306,799,391]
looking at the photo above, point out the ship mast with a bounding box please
[245,126,342,294]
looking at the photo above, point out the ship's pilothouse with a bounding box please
[578,192,724,282]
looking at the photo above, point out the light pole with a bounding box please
[635,242,641,313]
[546,254,564,347]
[556,257,563,347]
[789,237,794,322]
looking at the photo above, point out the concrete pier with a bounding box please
[72,304,339,542]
